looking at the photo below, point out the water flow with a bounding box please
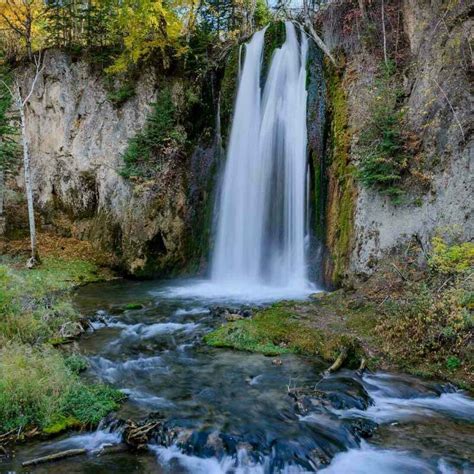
[211,22,311,293]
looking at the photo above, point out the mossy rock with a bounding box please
[43,416,82,435]
[205,301,364,367]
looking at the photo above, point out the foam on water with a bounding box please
[49,429,121,453]
[150,445,309,474]
[319,442,456,474]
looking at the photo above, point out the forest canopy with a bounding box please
[0,0,275,71]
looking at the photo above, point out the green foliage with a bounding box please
[60,384,125,425]
[205,301,362,365]
[64,354,89,374]
[429,236,474,275]
[446,356,461,371]
[357,62,407,202]
[107,82,136,107]
[120,82,198,179]
[377,285,472,372]
[0,343,124,434]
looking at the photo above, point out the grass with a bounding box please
[0,236,123,437]
[0,343,125,435]
[0,257,106,345]
[205,301,363,366]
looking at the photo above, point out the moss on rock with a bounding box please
[205,301,364,367]
[323,58,356,286]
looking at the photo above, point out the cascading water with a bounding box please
[211,22,312,296]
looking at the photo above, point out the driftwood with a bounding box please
[21,443,129,467]
[124,420,162,450]
[22,448,87,467]
[326,347,348,373]
[358,358,367,373]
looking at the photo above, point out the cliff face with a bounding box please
[5,51,219,276]
[4,1,472,282]
[319,0,473,283]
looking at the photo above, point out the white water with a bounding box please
[211,21,311,296]
[167,23,314,301]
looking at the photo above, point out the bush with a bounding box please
[429,236,474,275]
[377,286,472,368]
[0,343,124,434]
[120,85,187,178]
[357,62,408,201]
[107,82,136,107]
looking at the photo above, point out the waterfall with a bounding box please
[211,22,312,294]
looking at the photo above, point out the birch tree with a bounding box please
[1,54,44,266]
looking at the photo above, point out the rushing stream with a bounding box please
[3,279,474,473]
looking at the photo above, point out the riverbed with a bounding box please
[3,279,474,473]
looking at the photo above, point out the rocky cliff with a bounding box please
[3,0,472,283]
[317,0,473,284]
[4,52,220,276]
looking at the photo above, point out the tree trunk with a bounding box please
[381,0,388,66]
[358,0,367,21]
[18,94,38,263]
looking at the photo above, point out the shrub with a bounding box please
[377,286,472,367]
[120,85,187,178]
[429,236,474,275]
[0,343,124,434]
[107,82,136,107]
[357,62,408,201]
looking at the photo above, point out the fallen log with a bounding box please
[22,448,87,467]
[21,444,129,467]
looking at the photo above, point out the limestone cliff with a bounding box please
[317,0,472,284]
[4,51,220,276]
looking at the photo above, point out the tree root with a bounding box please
[326,348,348,373]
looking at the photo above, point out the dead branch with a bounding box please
[22,448,87,467]
[326,347,348,373]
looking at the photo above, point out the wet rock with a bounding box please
[290,372,374,414]
[347,418,378,439]
[210,306,253,318]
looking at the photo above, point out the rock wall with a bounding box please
[320,0,473,282]
[5,50,219,276]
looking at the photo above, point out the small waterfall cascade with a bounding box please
[211,22,312,294]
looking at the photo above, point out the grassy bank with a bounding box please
[205,235,473,389]
[0,233,124,440]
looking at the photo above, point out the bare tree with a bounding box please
[381,0,388,66]
[1,53,44,266]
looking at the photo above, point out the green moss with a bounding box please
[123,302,144,310]
[262,21,286,78]
[43,416,81,435]
[205,301,363,366]
[220,46,240,142]
[324,58,355,285]
[107,82,136,107]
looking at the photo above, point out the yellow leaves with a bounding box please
[106,0,190,74]
[0,0,47,56]
[429,236,474,275]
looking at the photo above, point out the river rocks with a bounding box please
[210,306,253,319]
[299,374,374,412]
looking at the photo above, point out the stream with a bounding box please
[3,279,474,473]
